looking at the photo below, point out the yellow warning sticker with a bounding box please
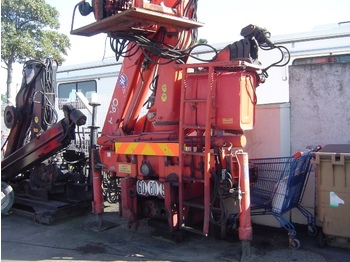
[115,142,179,156]
[162,84,167,92]
[161,93,167,102]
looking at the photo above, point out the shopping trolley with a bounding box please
[249,148,320,249]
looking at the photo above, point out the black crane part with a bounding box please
[1,108,92,224]
[1,58,91,224]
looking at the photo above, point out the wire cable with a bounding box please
[110,31,218,65]
[260,44,291,78]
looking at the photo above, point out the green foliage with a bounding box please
[1,0,71,66]
[1,93,7,103]
[197,38,208,44]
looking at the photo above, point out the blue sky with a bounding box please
[2,0,350,91]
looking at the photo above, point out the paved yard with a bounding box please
[1,203,349,262]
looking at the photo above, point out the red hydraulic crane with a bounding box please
[70,0,290,257]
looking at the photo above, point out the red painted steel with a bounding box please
[236,151,253,241]
[91,148,104,214]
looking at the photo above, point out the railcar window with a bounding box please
[293,54,350,65]
[58,80,97,109]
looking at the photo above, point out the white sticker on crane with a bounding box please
[147,181,159,196]
[117,73,128,90]
[330,191,345,207]
[136,180,164,198]
[136,180,147,196]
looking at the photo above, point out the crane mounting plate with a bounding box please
[71,7,203,37]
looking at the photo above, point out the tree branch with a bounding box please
[17,20,33,30]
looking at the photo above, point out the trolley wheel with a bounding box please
[317,231,327,248]
[307,225,318,237]
[289,238,301,250]
[1,182,14,214]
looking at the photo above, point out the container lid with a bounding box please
[319,144,350,153]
